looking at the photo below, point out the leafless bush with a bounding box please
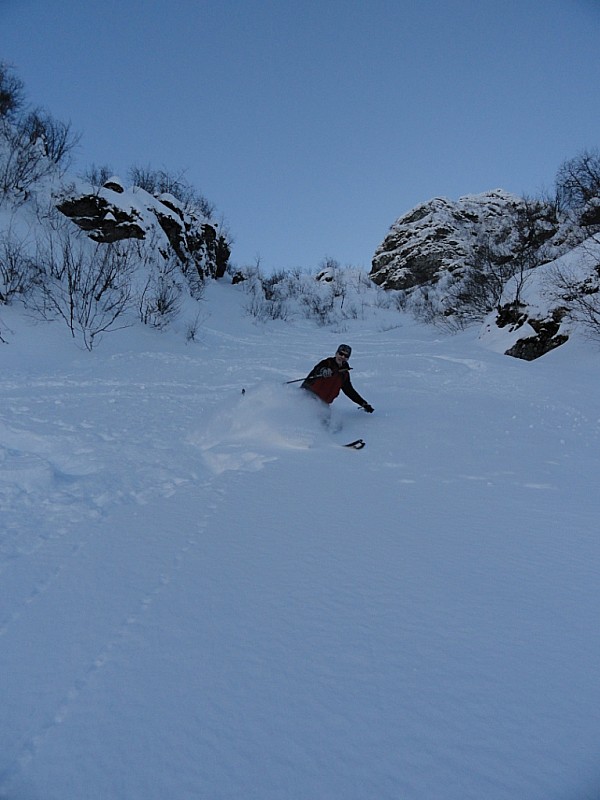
[128,165,215,219]
[0,63,25,119]
[185,312,205,343]
[244,296,289,321]
[448,240,517,321]
[546,268,600,338]
[408,285,439,325]
[0,232,36,302]
[19,108,79,168]
[300,288,336,325]
[545,238,600,339]
[445,199,551,325]
[259,269,289,301]
[138,253,183,329]
[341,301,366,320]
[1,122,47,200]
[80,163,115,190]
[0,109,79,204]
[556,149,600,213]
[32,221,135,349]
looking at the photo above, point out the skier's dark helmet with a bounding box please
[336,344,351,358]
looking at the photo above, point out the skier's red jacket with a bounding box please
[302,357,367,406]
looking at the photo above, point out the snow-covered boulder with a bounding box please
[56,191,146,242]
[103,175,125,193]
[480,302,570,360]
[370,190,554,291]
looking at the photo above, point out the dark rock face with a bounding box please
[56,194,146,242]
[496,303,569,361]
[56,182,230,279]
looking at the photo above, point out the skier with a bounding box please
[302,344,374,412]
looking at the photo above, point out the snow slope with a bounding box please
[1,281,600,800]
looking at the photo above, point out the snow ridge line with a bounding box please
[0,479,226,796]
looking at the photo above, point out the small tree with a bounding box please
[0,63,25,119]
[545,236,600,340]
[556,149,600,212]
[138,251,183,329]
[300,285,336,325]
[19,108,79,169]
[32,218,135,349]
[128,165,215,219]
[0,123,44,200]
[447,240,513,321]
[0,231,36,302]
[446,197,551,324]
[81,163,115,190]
[1,66,78,202]
[317,257,348,309]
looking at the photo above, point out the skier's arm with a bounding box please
[341,375,370,409]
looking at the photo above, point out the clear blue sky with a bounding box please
[2,0,599,273]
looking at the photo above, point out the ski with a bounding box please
[343,438,365,449]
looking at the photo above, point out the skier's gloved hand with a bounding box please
[320,368,333,377]
[362,403,374,413]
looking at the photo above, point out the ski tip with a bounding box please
[343,439,365,449]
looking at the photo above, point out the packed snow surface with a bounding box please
[1,281,599,799]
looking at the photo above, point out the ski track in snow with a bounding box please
[1,298,600,799]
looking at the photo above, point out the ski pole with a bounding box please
[285,367,352,385]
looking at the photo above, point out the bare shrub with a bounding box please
[185,312,205,343]
[1,122,46,200]
[445,198,551,325]
[556,149,600,212]
[545,238,600,340]
[138,253,183,329]
[300,288,336,325]
[259,269,289,301]
[0,232,36,302]
[0,63,25,119]
[128,165,215,219]
[1,111,79,204]
[244,296,289,321]
[341,302,365,320]
[447,239,516,321]
[19,108,79,168]
[32,219,135,349]
[408,285,439,325]
[81,163,115,190]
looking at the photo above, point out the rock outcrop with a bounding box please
[57,179,230,280]
[493,303,570,360]
[370,190,553,291]
[369,189,591,360]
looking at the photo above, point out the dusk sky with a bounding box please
[2,0,599,273]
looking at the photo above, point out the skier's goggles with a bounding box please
[336,349,351,358]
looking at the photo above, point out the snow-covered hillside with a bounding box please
[1,280,599,800]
